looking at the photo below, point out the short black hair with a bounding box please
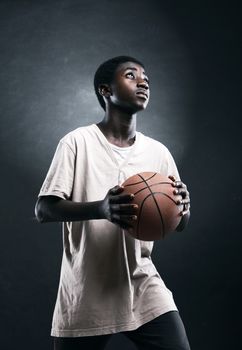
[94,55,145,111]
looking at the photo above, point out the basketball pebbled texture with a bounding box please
[122,172,183,241]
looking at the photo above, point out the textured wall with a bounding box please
[0,1,241,349]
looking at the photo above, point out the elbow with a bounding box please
[35,197,49,223]
[35,211,46,224]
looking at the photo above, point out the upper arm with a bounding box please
[165,147,180,180]
[38,141,76,200]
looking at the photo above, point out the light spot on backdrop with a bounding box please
[0,0,195,187]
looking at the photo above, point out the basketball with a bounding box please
[122,172,183,241]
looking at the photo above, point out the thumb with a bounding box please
[109,185,124,195]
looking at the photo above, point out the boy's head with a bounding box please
[94,56,146,111]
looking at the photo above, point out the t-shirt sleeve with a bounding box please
[38,140,75,200]
[164,147,181,181]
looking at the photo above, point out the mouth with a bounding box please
[136,90,148,100]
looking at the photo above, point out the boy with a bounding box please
[35,56,191,350]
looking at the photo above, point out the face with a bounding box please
[108,62,150,113]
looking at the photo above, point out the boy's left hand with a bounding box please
[168,175,190,216]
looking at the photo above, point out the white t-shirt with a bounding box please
[109,143,135,166]
[39,124,180,337]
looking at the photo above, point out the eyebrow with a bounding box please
[124,67,147,75]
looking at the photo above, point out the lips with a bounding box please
[136,90,148,100]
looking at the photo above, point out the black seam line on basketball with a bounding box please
[136,192,165,240]
[137,173,165,239]
[133,182,172,196]
[152,192,178,205]
[124,173,157,187]
[136,192,178,239]
[136,174,163,240]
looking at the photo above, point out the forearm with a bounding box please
[35,196,104,223]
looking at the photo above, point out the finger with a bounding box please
[172,181,186,188]
[176,192,189,200]
[112,214,137,222]
[182,198,190,205]
[180,208,190,216]
[109,185,124,195]
[176,198,190,205]
[110,193,134,204]
[168,175,176,182]
[173,188,189,198]
[180,201,190,215]
[111,203,138,214]
[111,214,137,229]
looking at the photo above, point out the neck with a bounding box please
[97,106,137,147]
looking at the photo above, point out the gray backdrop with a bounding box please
[0,0,241,349]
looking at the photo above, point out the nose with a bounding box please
[137,79,149,90]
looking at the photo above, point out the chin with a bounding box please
[136,101,148,111]
[119,100,148,114]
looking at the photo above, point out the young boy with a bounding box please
[35,56,191,350]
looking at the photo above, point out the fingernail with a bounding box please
[173,189,178,194]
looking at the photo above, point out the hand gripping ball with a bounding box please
[122,172,183,241]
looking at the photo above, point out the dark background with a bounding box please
[0,0,241,349]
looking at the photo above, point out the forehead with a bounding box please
[115,61,146,75]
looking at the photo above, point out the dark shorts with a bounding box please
[53,311,191,350]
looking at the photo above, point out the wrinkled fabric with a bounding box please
[39,124,179,337]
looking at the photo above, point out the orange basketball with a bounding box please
[122,172,183,241]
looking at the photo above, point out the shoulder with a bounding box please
[58,124,96,153]
[137,131,177,166]
[137,131,179,176]
[137,131,170,154]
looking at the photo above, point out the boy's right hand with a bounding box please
[99,185,138,230]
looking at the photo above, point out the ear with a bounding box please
[98,84,112,98]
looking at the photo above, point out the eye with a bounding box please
[126,72,135,79]
[144,77,150,84]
